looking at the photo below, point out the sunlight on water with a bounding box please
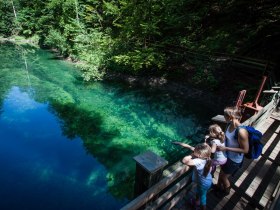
[0,43,215,210]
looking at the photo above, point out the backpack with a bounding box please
[234,126,263,159]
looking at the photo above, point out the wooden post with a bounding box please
[211,115,227,130]
[133,151,168,197]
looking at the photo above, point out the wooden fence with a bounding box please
[120,88,280,210]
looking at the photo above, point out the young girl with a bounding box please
[174,142,212,210]
[215,106,249,196]
[207,124,227,176]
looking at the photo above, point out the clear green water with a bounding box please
[0,43,214,210]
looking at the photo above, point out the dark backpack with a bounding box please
[234,126,263,159]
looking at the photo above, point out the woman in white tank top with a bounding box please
[214,106,249,196]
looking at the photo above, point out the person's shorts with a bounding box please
[212,159,227,167]
[221,158,242,176]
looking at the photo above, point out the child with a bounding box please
[173,142,212,210]
[207,124,227,176]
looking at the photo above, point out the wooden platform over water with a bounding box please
[121,90,280,210]
[173,110,280,210]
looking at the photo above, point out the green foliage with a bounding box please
[113,47,165,72]
[45,29,68,55]
[192,63,218,90]
[74,28,113,81]
[1,0,279,82]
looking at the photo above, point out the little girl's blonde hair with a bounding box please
[194,143,212,177]
[208,124,225,143]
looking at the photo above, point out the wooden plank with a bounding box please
[269,138,280,161]
[257,118,275,134]
[253,106,275,128]
[232,56,274,65]
[263,90,278,94]
[146,175,192,209]
[263,132,280,159]
[234,160,258,187]
[231,58,267,67]
[253,164,280,208]
[231,61,265,70]
[245,160,272,197]
[262,133,278,153]
[243,99,274,126]
[120,164,190,210]
[159,189,187,210]
[269,174,280,210]
[160,182,194,210]
[213,188,234,209]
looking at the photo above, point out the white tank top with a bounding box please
[211,139,227,161]
[226,125,244,163]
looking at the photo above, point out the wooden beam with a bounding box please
[145,175,192,209]
[120,164,190,210]
[263,90,278,94]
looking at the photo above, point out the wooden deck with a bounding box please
[173,110,280,210]
[120,90,280,210]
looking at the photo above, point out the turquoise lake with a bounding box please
[0,43,215,210]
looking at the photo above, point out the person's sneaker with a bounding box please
[189,197,200,210]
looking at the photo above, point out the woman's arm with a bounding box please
[172,142,194,151]
[237,128,249,153]
[218,128,249,153]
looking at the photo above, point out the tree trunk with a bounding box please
[11,0,17,20]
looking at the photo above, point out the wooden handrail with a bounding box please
[242,91,280,127]
[154,43,276,69]
[120,164,190,210]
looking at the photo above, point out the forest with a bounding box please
[1,0,279,88]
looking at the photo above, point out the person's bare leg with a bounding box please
[220,173,231,194]
[217,171,225,190]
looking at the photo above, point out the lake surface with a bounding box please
[0,43,215,210]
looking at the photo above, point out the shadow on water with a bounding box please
[80,80,213,164]
[48,101,142,199]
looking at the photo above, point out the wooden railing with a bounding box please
[160,44,277,88]
[121,163,191,210]
[243,92,279,128]
[121,88,280,210]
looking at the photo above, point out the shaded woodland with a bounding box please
[1,0,279,90]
